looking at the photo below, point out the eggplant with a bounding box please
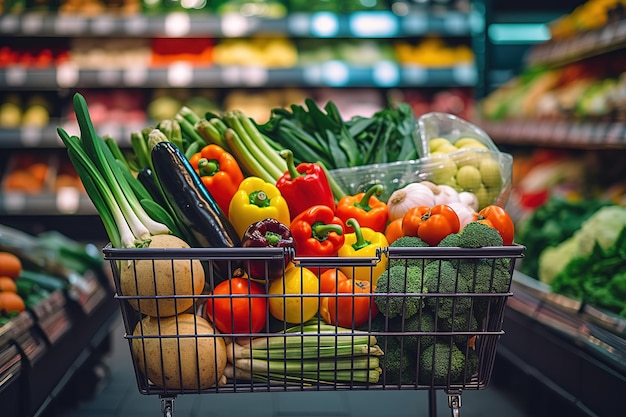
[150,141,243,282]
[137,167,168,208]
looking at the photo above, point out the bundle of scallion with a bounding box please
[224,322,384,385]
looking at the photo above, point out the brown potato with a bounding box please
[131,314,227,390]
[119,234,204,317]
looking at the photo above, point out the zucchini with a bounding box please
[150,141,242,281]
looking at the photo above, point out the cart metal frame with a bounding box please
[103,244,524,417]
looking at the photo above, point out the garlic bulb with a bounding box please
[447,202,477,230]
[433,184,460,205]
[387,182,436,221]
[458,191,479,211]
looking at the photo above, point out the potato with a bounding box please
[120,234,204,317]
[131,314,227,390]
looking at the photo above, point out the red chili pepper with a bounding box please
[335,184,389,233]
[188,144,244,215]
[291,205,345,257]
[275,149,336,220]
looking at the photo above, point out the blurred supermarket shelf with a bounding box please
[0,63,478,90]
[479,119,626,149]
[0,10,477,39]
[526,18,626,68]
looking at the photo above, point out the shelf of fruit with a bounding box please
[0,9,476,38]
[526,11,626,68]
[478,118,626,149]
[0,228,118,417]
[0,62,478,90]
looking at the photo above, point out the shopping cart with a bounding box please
[103,244,524,417]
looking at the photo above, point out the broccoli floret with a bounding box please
[438,309,478,345]
[457,259,511,294]
[379,334,417,385]
[458,221,503,248]
[423,261,472,319]
[457,258,511,323]
[391,236,430,248]
[437,233,461,247]
[390,311,436,349]
[418,341,466,385]
[374,265,426,320]
[389,236,430,268]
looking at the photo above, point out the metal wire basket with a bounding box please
[103,244,524,417]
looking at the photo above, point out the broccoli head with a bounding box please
[389,236,430,269]
[391,236,430,248]
[374,265,426,320]
[379,333,418,385]
[418,341,466,385]
[390,311,436,350]
[437,233,461,247]
[457,259,511,294]
[423,261,472,319]
[458,221,503,248]
[438,309,478,345]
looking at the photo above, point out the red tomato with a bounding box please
[206,278,267,334]
[320,270,378,328]
[401,204,460,246]
[476,205,515,245]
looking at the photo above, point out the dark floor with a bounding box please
[54,314,533,417]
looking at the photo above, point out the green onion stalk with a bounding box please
[225,322,384,385]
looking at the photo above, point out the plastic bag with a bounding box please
[329,113,513,210]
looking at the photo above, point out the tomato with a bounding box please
[384,218,404,245]
[319,268,348,294]
[268,266,319,324]
[206,278,267,334]
[401,204,460,246]
[321,276,378,329]
[476,205,515,245]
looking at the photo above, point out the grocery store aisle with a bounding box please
[57,313,531,417]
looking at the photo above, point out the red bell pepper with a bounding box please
[275,149,335,219]
[335,184,389,233]
[291,205,345,257]
[189,144,244,215]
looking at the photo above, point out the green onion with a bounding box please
[58,93,172,248]
[227,323,383,385]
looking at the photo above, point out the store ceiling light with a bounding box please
[488,23,551,44]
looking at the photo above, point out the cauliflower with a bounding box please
[576,205,626,256]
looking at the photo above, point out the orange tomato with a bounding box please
[0,252,22,280]
[475,205,515,245]
[384,218,404,245]
[0,277,18,292]
[320,269,378,328]
[401,204,460,246]
[0,292,26,313]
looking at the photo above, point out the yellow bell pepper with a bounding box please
[338,218,388,285]
[228,176,291,238]
[268,264,319,324]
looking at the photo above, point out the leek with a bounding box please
[57,93,172,248]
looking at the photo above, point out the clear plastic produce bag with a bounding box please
[330,112,513,209]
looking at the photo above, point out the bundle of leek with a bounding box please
[224,322,384,385]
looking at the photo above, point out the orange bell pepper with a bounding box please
[189,144,244,215]
[335,184,388,233]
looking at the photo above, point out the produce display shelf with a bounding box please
[0,10,476,39]
[0,191,97,216]
[477,119,626,149]
[525,18,626,68]
[496,271,626,417]
[0,64,478,90]
[0,266,118,417]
